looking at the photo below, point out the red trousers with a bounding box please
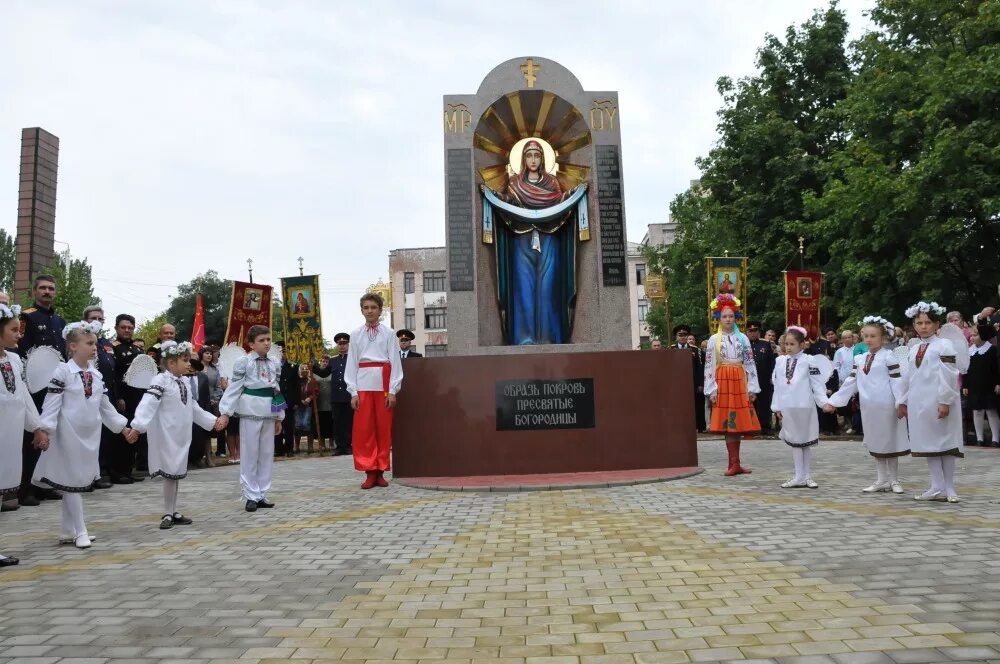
[352,391,393,471]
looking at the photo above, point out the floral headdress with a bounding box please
[904,301,946,319]
[62,320,103,339]
[0,303,21,321]
[709,293,743,320]
[858,315,895,336]
[160,340,194,358]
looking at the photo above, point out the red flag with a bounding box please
[191,293,206,353]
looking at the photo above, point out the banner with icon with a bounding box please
[281,275,324,363]
[784,271,822,340]
[224,281,273,350]
[706,257,747,333]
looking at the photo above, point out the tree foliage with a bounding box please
[136,313,169,347]
[163,271,233,344]
[0,229,14,294]
[49,251,100,321]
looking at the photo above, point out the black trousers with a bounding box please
[19,390,46,499]
[332,402,354,452]
[110,386,143,479]
[99,425,117,477]
[279,405,297,455]
[694,391,706,432]
[755,386,774,433]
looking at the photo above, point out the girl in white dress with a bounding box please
[824,316,909,493]
[771,326,833,488]
[32,321,139,548]
[0,304,48,567]
[130,341,222,530]
[896,301,964,502]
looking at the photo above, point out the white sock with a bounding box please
[941,455,957,496]
[973,410,986,441]
[791,447,805,482]
[986,410,1000,443]
[63,493,86,537]
[887,457,899,483]
[874,458,887,484]
[163,479,179,516]
[925,457,945,495]
[802,446,813,480]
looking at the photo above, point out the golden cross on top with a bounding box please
[520,58,540,88]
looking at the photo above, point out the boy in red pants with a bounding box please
[345,293,403,489]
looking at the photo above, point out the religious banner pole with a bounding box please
[247,258,254,284]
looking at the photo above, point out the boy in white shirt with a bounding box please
[345,294,403,489]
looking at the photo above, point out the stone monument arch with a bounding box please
[444,57,630,354]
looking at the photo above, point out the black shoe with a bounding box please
[171,513,193,525]
[18,495,40,507]
[94,478,112,489]
[993,441,1000,448]
[256,500,274,509]
[0,556,19,567]
[130,474,146,482]
[111,476,135,485]
[38,488,61,500]
[245,500,258,512]
[1,502,19,512]
[159,515,174,529]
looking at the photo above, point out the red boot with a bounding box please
[361,471,377,490]
[724,439,752,476]
[375,471,389,488]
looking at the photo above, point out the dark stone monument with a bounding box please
[14,128,59,298]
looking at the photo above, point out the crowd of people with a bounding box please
[658,294,999,499]
[1,279,407,567]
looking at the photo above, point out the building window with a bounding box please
[404,308,415,330]
[424,306,447,330]
[425,344,448,357]
[636,263,646,286]
[638,299,649,322]
[403,272,414,294]
[423,270,446,292]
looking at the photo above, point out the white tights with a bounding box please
[61,493,87,537]
[874,457,899,484]
[791,446,814,482]
[163,479,179,516]
[922,456,957,497]
[972,409,1000,443]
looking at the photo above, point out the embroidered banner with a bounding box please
[281,274,324,364]
[784,271,822,340]
[706,257,748,334]
[224,281,273,350]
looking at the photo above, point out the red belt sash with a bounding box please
[359,361,391,394]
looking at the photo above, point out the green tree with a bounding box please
[49,251,100,320]
[164,271,233,343]
[667,4,852,329]
[0,229,14,294]
[271,296,285,345]
[136,313,169,347]
[806,0,1000,319]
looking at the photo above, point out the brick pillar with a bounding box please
[14,127,59,299]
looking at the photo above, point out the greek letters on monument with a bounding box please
[495,378,596,431]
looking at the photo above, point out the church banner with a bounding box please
[706,257,748,333]
[281,274,324,364]
[224,281,272,350]
[784,271,822,340]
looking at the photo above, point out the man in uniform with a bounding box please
[111,314,146,484]
[84,306,115,490]
[329,332,354,456]
[670,324,704,432]
[397,329,422,359]
[746,321,776,435]
[17,275,66,507]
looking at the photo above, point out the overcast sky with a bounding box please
[1,0,874,338]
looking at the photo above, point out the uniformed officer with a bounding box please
[670,324,704,432]
[111,313,146,484]
[330,332,354,456]
[83,306,115,490]
[17,274,66,507]
[746,321,776,435]
[397,330,422,359]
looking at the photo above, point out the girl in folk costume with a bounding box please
[32,321,139,548]
[704,294,760,475]
[0,304,48,567]
[130,341,223,530]
[772,326,834,488]
[964,325,1000,447]
[896,301,969,502]
[824,316,910,493]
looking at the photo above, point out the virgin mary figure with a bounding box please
[486,140,580,345]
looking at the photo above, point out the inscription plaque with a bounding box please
[447,148,474,291]
[495,378,596,431]
[597,145,627,287]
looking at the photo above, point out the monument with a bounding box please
[443,57,631,354]
[393,58,699,486]
[14,128,59,299]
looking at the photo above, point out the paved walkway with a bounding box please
[1,439,998,664]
